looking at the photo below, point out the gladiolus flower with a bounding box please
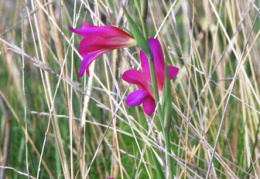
[122,38,179,116]
[70,23,136,77]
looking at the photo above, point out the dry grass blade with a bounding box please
[0,90,12,179]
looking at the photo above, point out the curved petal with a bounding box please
[149,38,165,91]
[78,36,111,54]
[82,23,95,28]
[69,27,83,37]
[168,66,179,80]
[122,69,144,85]
[140,50,151,83]
[79,35,134,55]
[78,50,109,77]
[126,90,149,106]
[143,96,156,116]
[70,25,134,39]
[122,69,151,93]
[140,38,166,92]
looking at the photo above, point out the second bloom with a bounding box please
[122,38,179,116]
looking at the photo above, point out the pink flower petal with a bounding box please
[140,50,151,83]
[122,69,152,94]
[70,23,137,77]
[70,24,134,39]
[168,66,179,80]
[82,23,95,28]
[78,36,109,55]
[78,36,133,55]
[143,97,156,116]
[150,38,165,91]
[140,38,165,92]
[126,90,149,106]
[78,50,109,77]
[70,23,95,36]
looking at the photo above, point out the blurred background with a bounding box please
[0,0,260,178]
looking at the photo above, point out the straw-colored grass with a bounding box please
[0,0,259,178]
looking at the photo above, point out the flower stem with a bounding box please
[164,65,174,179]
[148,54,174,178]
[134,0,148,40]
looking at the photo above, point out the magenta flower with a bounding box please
[70,23,136,77]
[122,38,179,116]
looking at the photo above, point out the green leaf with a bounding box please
[134,0,141,15]
[134,0,148,40]
[150,148,165,179]
[122,7,151,56]
[163,66,172,129]
[163,64,174,178]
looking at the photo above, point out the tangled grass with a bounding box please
[0,0,260,178]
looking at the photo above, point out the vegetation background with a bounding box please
[0,0,260,178]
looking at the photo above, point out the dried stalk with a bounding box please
[0,90,12,179]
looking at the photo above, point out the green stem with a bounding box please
[141,0,148,39]
[147,54,164,131]
[150,148,165,179]
[149,54,174,178]
[148,54,174,178]
[165,128,173,179]
[134,0,148,40]
[164,64,174,179]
